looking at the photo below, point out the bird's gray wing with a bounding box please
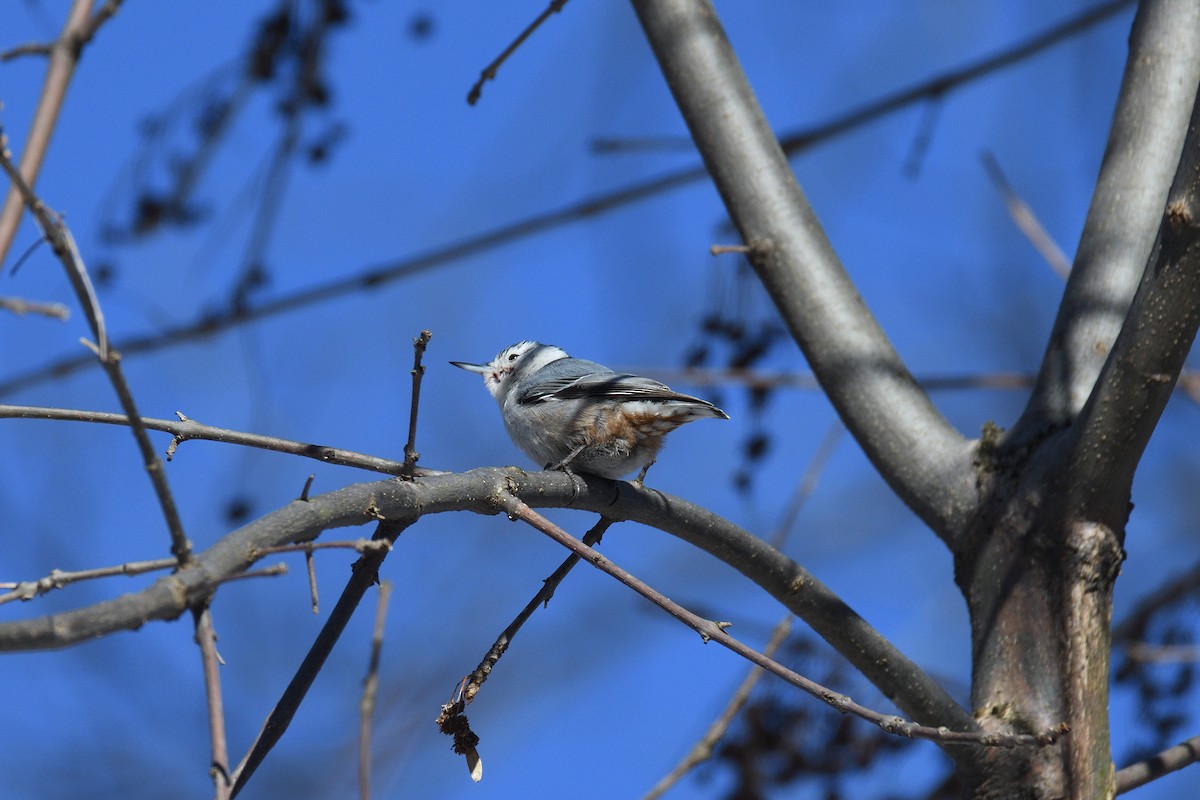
[518,369,705,406]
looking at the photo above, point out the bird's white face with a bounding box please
[455,341,567,401]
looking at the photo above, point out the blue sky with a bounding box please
[1,2,1197,798]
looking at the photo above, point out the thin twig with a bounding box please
[228,520,409,797]
[0,404,433,476]
[1112,557,1200,642]
[981,151,1073,278]
[0,0,125,63]
[0,0,94,266]
[0,42,52,61]
[0,556,178,605]
[252,538,395,615]
[0,0,1134,400]
[0,295,69,319]
[402,330,432,478]
[359,581,393,800]
[438,516,612,782]
[1124,641,1200,663]
[218,563,288,584]
[252,539,392,558]
[194,605,231,800]
[644,423,842,797]
[305,550,319,614]
[0,133,108,358]
[642,616,792,800]
[467,0,570,105]
[1115,733,1200,794]
[459,517,614,707]
[77,0,125,46]
[500,494,1065,749]
[769,422,844,548]
[0,147,192,562]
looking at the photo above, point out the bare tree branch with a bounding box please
[642,616,792,800]
[0,556,177,605]
[0,404,432,476]
[229,519,407,797]
[503,495,1063,750]
[0,134,192,562]
[457,517,614,708]
[0,133,109,358]
[0,295,69,319]
[0,469,976,741]
[358,580,392,800]
[193,605,231,800]
[631,0,976,540]
[1114,733,1200,793]
[1017,0,1200,439]
[1067,81,1200,516]
[0,0,95,266]
[232,332,431,795]
[402,331,432,477]
[467,0,570,105]
[980,151,1072,279]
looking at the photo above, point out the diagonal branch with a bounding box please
[1114,733,1200,793]
[1067,78,1200,515]
[631,0,976,540]
[229,520,406,797]
[642,616,792,800]
[0,0,95,266]
[1017,0,1200,439]
[0,134,191,561]
[502,496,1062,751]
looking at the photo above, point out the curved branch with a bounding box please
[0,468,976,737]
[1017,0,1200,438]
[630,0,975,539]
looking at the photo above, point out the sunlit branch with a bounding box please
[634,0,976,540]
[457,517,614,707]
[0,296,70,319]
[1018,0,1200,436]
[0,0,127,255]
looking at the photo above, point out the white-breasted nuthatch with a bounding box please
[451,341,729,481]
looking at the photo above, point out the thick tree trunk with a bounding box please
[956,440,1125,798]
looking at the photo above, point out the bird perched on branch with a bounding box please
[451,341,728,481]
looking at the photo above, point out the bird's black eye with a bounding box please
[508,353,519,361]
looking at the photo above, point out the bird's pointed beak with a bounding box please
[449,360,489,375]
